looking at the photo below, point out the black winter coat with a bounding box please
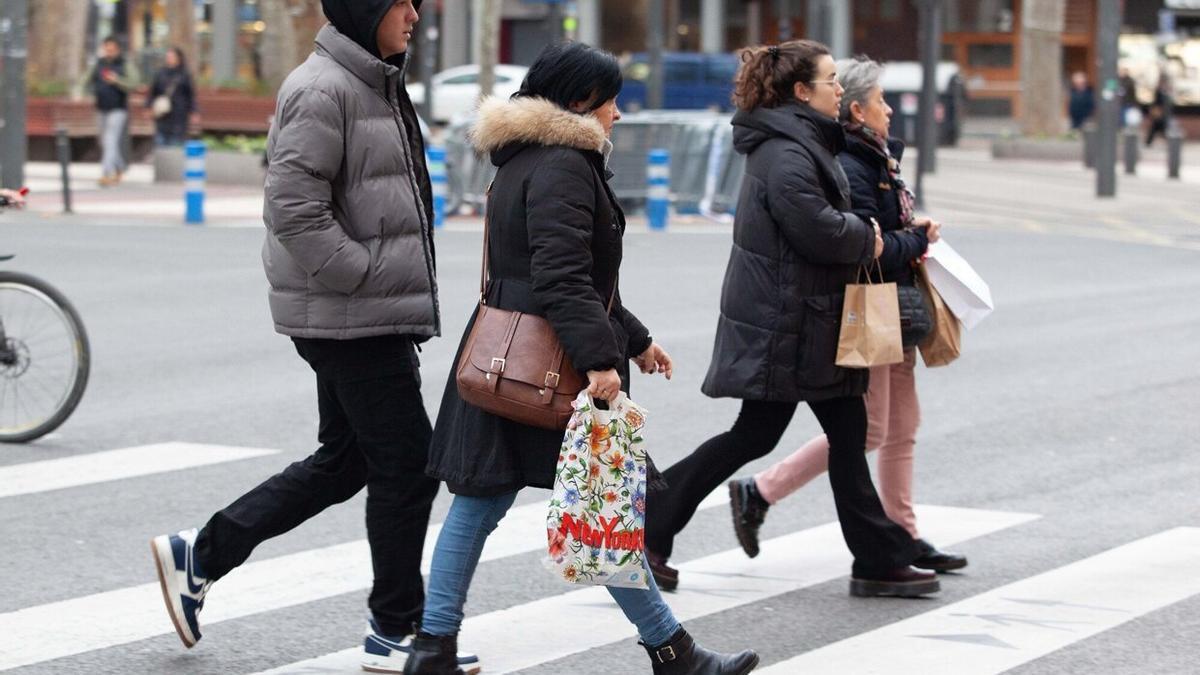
[426,97,652,496]
[147,66,197,139]
[838,133,928,288]
[91,56,130,112]
[702,102,875,403]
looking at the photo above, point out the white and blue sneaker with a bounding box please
[151,527,211,648]
[361,618,482,674]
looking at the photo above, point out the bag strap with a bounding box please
[856,259,886,285]
[479,181,617,314]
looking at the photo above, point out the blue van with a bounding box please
[620,52,739,112]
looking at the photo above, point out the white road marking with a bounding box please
[0,442,280,499]
[253,505,1037,674]
[758,527,1200,674]
[0,488,730,670]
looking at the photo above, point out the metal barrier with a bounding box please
[442,111,743,218]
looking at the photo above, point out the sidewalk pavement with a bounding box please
[11,149,1200,238]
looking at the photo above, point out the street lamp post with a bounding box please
[420,5,439,122]
[1095,0,1120,197]
[648,0,665,109]
[0,0,29,190]
[914,0,941,209]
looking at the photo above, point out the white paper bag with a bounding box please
[925,239,994,330]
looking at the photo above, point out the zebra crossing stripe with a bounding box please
[0,443,280,499]
[757,526,1200,674]
[0,488,730,671]
[252,505,1037,674]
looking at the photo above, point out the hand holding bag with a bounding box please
[455,189,613,430]
[915,263,962,367]
[835,261,904,368]
[545,390,649,589]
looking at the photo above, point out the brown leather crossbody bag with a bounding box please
[455,190,614,430]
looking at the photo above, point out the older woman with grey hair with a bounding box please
[727,56,969,580]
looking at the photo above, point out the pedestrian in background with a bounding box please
[147,47,198,147]
[149,3,469,674]
[1145,72,1174,146]
[1067,71,1095,131]
[1118,67,1139,128]
[644,40,939,599]
[410,41,757,675]
[727,56,967,576]
[88,37,139,187]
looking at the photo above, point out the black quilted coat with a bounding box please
[701,101,876,403]
[426,97,653,497]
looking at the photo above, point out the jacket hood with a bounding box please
[732,101,846,156]
[321,0,421,59]
[470,96,607,166]
[315,24,406,94]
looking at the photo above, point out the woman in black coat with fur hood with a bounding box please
[644,40,937,600]
[409,43,759,675]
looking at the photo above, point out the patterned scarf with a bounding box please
[844,122,916,227]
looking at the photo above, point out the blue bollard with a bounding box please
[646,148,670,231]
[427,146,447,228]
[184,140,206,225]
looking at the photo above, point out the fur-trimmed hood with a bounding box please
[470,96,607,156]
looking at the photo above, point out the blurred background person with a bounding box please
[1067,71,1094,131]
[88,36,139,187]
[147,47,199,147]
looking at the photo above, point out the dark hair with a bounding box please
[732,39,831,111]
[514,42,622,113]
[166,46,187,70]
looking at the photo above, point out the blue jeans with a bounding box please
[422,491,681,647]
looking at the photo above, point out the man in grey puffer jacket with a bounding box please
[151,3,475,672]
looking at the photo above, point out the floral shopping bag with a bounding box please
[545,390,649,589]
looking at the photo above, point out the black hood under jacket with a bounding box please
[321,0,422,59]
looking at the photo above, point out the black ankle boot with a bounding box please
[642,627,759,674]
[402,632,462,675]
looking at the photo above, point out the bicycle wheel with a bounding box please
[0,271,91,442]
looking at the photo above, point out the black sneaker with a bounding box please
[728,478,770,558]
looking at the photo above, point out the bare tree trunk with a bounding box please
[1020,0,1066,136]
[259,0,299,90]
[29,0,89,96]
[165,0,197,74]
[476,0,501,104]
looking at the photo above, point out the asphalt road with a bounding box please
[1,157,1198,674]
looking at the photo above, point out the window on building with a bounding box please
[944,0,1015,34]
[967,43,1015,68]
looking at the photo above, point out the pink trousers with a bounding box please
[754,349,922,538]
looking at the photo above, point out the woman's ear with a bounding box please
[848,99,863,122]
[792,80,811,104]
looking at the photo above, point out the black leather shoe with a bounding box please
[646,550,680,591]
[912,539,969,572]
[849,566,940,598]
[728,478,770,558]
[643,627,759,674]
[402,632,463,675]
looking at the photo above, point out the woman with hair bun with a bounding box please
[644,41,939,600]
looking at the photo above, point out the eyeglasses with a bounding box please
[810,78,841,87]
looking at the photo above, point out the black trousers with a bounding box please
[645,397,919,576]
[193,335,440,636]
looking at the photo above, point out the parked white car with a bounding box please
[407,64,529,124]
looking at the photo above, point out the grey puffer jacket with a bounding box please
[262,24,439,340]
